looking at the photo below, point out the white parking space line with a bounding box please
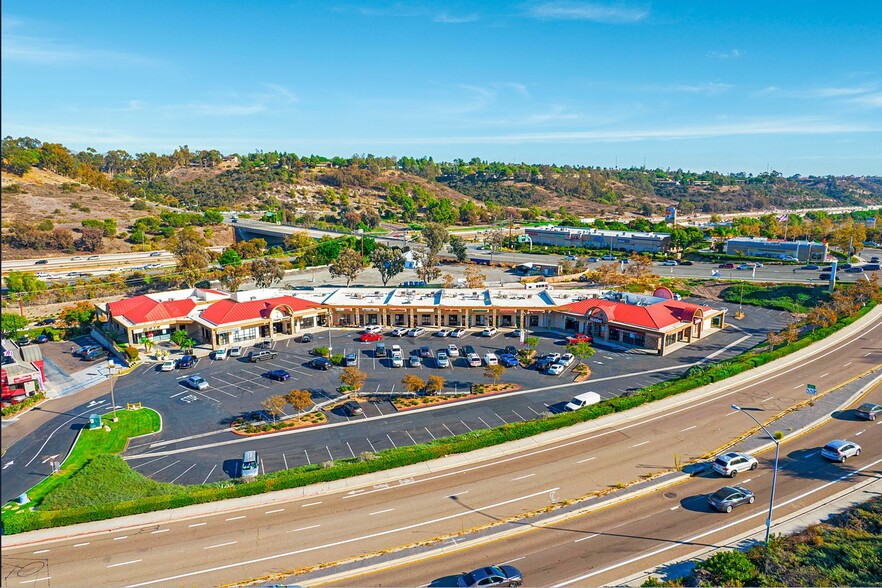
[461,420,473,432]
[282,453,288,469]
[478,416,492,428]
[347,442,356,458]
[201,465,217,485]
[169,390,188,398]
[148,460,180,476]
[387,434,397,448]
[425,427,436,440]
[130,455,167,470]
[406,431,417,444]
[170,463,197,484]
[443,423,455,436]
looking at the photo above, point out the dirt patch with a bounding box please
[684,281,732,301]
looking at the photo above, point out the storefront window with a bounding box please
[394,314,405,325]
[301,316,315,329]
[529,315,539,327]
[233,327,258,343]
[421,314,433,326]
[447,315,459,326]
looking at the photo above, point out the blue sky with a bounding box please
[2,1,881,175]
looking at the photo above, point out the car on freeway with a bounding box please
[736,264,753,270]
[363,325,383,334]
[436,351,450,368]
[821,439,861,462]
[707,486,755,513]
[483,352,499,366]
[854,402,882,421]
[719,263,735,269]
[546,363,565,375]
[229,345,243,357]
[800,264,820,270]
[311,357,331,370]
[462,344,476,356]
[213,348,228,360]
[450,328,467,338]
[564,254,578,261]
[390,327,408,337]
[482,326,498,337]
[601,254,617,260]
[265,369,291,382]
[391,353,404,368]
[557,353,575,367]
[341,400,363,416]
[360,332,383,342]
[587,257,600,262]
[35,272,50,278]
[345,353,357,366]
[419,345,433,358]
[844,266,864,273]
[185,375,209,390]
[70,256,83,261]
[678,260,694,265]
[661,260,678,266]
[408,353,421,367]
[160,360,176,372]
[149,251,163,257]
[436,328,452,337]
[447,344,460,357]
[467,353,482,367]
[176,354,198,369]
[407,327,426,337]
[35,259,49,264]
[87,255,99,260]
[145,263,162,269]
[864,263,881,271]
[566,333,593,344]
[455,563,523,587]
[498,353,519,368]
[818,273,839,281]
[300,332,313,343]
[711,452,758,478]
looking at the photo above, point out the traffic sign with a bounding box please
[806,384,817,396]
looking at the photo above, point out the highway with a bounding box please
[2,309,879,587]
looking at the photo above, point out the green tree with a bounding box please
[448,236,468,262]
[218,248,242,266]
[170,329,190,348]
[1,313,28,338]
[250,257,286,288]
[369,246,405,286]
[219,264,249,292]
[4,271,48,295]
[566,341,596,361]
[484,364,505,385]
[59,302,96,325]
[525,336,540,351]
[414,251,442,283]
[422,222,450,255]
[329,248,364,286]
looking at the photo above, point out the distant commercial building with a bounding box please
[1,339,45,406]
[724,237,827,262]
[524,225,671,254]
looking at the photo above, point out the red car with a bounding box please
[359,332,384,342]
[719,263,735,269]
[566,333,593,344]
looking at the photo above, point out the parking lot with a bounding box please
[116,301,792,485]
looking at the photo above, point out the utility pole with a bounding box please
[19,293,24,317]
[508,215,513,249]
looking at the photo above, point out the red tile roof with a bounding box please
[108,296,196,325]
[560,298,712,331]
[199,295,319,326]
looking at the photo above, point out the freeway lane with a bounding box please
[330,385,882,588]
[1,312,880,587]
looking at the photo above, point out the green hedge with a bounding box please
[2,302,875,535]
[1,393,45,417]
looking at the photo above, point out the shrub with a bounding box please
[124,346,139,361]
[312,346,330,357]
[330,354,344,366]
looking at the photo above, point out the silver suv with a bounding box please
[712,452,758,478]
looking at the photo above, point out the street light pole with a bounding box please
[108,360,119,422]
[731,404,780,545]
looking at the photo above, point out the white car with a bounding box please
[446,344,460,357]
[450,328,467,338]
[511,328,527,338]
[407,327,426,337]
[436,351,450,368]
[159,360,176,372]
[390,354,404,368]
[185,375,209,390]
[482,327,498,337]
[229,346,243,357]
[436,328,452,337]
[483,352,499,366]
[467,353,482,367]
[214,348,228,360]
[661,260,677,266]
[390,327,408,337]
[364,325,383,334]
[390,344,402,355]
[558,353,575,367]
[547,363,565,375]
[35,272,50,278]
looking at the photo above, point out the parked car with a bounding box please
[16,336,31,346]
[498,353,519,368]
[35,334,50,344]
[300,333,313,343]
[341,401,363,416]
[249,350,277,362]
[712,452,758,478]
[241,450,259,477]
[407,327,426,337]
[390,344,402,355]
[73,344,99,357]
[82,348,108,362]
[213,348,228,360]
[185,375,209,390]
[482,327,498,337]
[719,263,735,269]
[565,391,601,411]
[502,345,518,356]
[390,327,408,337]
[467,353,482,367]
[176,354,198,369]
[372,342,386,358]
[391,354,404,368]
[160,360,176,372]
[419,345,433,358]
[229,345,243,357]
[436,328,452,337]
[854,402,882,421]
[450,328,467,338]
[536,353,562,371]
[821,439,861,462]
[345,353,357,366]
[462,345,476,356]
[311,357,331,370]
[408,353,421,367]
[447,344,460,357]
[363,325,383,334]
[483,352,499,366]
[360,332,383,342]
[265,369,290,381]
[566,333,593,344]
[510,328,527,338]
[546,363,565,375]
[436,351,450,368]
[707,485,755,513]
[557,353,575,367]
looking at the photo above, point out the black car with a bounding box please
[73,344,99,357]
[265,369,291,381]
[855,402,882,421]
[35,334,50,344]
[176,355,198,369]
[678,260,694,266]
[502,345,518,356]
[844,266,864,273]
[311,357,331,370]
[36,318,56,326]
[35,259,49,265]
[419,345,433,358]
[300,333,313,343]
[800,264,820,270]
[341,400,363,417]
[16,336,31,347]
[462,344,476,356]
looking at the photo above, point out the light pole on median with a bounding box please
[731,404,780,546]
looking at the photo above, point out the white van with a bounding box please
[565,391,602,411]
[241,450,260,477]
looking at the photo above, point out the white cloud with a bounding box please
[707,49,743,59]
[848,92,882,108]
[433,12,480,23]
[658,82,733,96]
[814,85,876,97]
[1,26,158,67]
[524,1,649,23]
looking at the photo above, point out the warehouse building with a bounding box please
[524,225,671,253]
[724,237,827,262]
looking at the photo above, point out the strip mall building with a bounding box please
[99,286,726,357]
